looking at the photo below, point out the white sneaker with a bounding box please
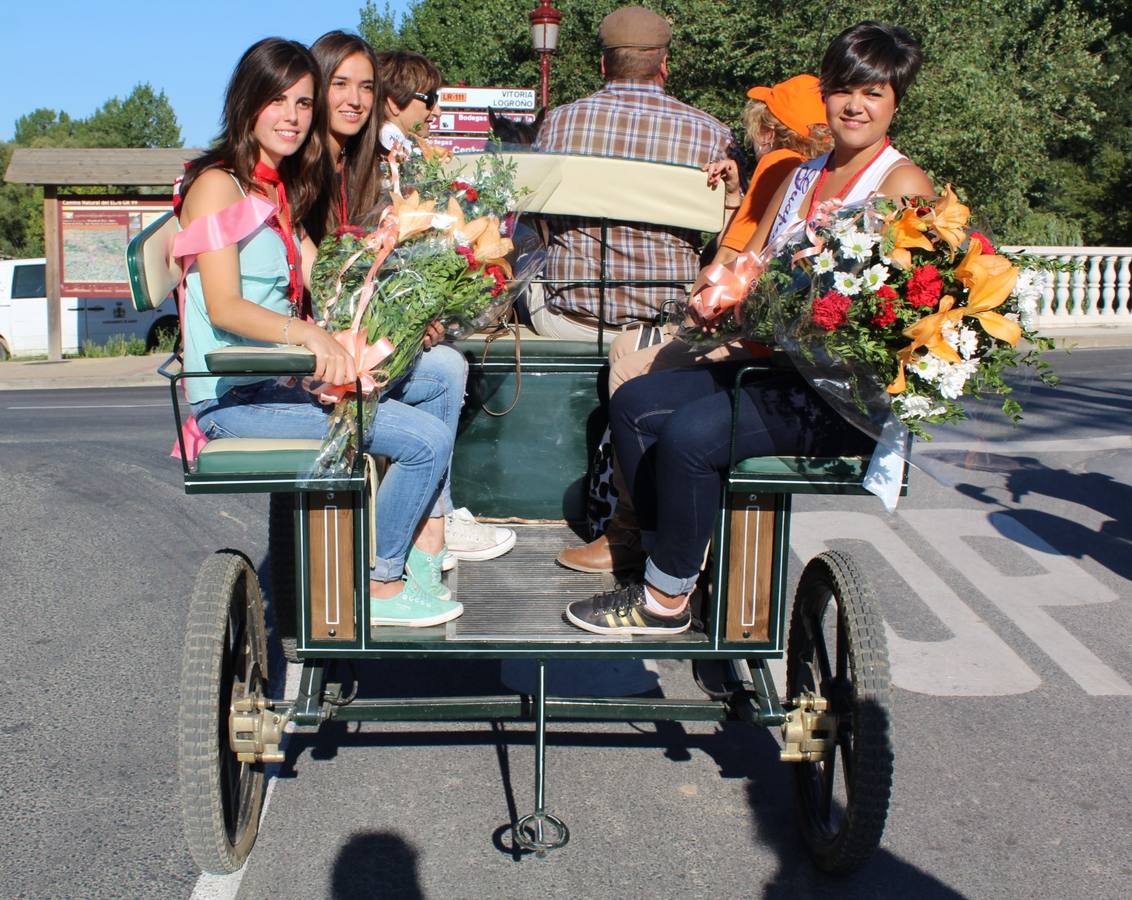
[444,507,516,561]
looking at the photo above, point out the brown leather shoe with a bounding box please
[556,531,646,574]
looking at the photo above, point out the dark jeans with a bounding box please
[609,361,873,593]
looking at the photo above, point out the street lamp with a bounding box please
[529,0,562,109]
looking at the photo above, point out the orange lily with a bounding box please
[927,184,970,252]
[470,216,514,277]
[443,197,489,246]
[410,133,454,163]
[953,238,1022,346]
[391,190,437,242]
[886,294,964,394]
[886,205,935,270]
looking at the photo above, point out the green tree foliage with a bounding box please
[360,0,1128,245]
[1,84,182,256]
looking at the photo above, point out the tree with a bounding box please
[0,83,183,256]
[360,0,1124,244]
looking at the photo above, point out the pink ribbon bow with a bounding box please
[688,250,766,323]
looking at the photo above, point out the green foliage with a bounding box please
[77,334,148,358]
[1,83,183,257]
[360,0,1129,245]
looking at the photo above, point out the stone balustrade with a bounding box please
[1002,246,1132,328]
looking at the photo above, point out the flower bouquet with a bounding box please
[305,145,542,476]
[686,186,1060,443]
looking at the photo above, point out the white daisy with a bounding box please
[812,250,836,274]
[861,264,891,291]
[833,271,863,296]
[840,229,878,262]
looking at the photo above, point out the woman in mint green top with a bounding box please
[179,38,463,629]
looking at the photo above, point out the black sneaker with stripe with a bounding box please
[565,582,691,636]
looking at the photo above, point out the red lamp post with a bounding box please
[529,0,562,109]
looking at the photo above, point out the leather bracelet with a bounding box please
[282,315,296,345]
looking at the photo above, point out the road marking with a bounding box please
[920,435,1132,453]
[793,511,1040,696]
[903,509,1131,696]
[189,662,303,900]
[5,402,167,410]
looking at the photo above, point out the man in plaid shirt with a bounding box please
[528,5,736,341]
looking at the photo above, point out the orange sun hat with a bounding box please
[746,74,827,138]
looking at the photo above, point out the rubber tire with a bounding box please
[0,338,10,361]
[785,550,893,875]
[178,550,269,874]
[268,493,299,663]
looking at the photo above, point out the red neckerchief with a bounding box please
[253,161,305,316]
[336,156,349,226]
[807,137,891,219]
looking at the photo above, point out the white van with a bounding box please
[0,258,178,359]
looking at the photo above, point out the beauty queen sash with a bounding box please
[169,193,277,461]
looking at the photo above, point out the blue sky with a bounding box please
[2,1,413,149]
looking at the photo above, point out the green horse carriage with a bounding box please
[129,153,902,876]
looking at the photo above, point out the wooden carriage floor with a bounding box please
[370,525,706,643]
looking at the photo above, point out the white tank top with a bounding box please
[767,145,909,247]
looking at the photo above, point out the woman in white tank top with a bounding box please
[746,24,933,256]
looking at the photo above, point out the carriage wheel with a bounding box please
[178,550,269,873]
[785,550,893,874]
[268,493,299,663]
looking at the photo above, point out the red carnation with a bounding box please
[872,300,897,327]
[906,264,943,308]
[811,290,852,331]
[464,187,479,202]
[485,264,508,296]
[968,231,995,255]
[334,224,366,238]
[456,245,480,270]
[876,284,898,301]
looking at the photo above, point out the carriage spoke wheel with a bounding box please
[785,550,892,874]
[268,493,299,663]
[178,550,269,874]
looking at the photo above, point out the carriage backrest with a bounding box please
[444,152,725,234]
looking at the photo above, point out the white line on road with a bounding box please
[5,402,167,410]
[920,435,1132,453]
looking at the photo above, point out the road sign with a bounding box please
[438,86,536,111]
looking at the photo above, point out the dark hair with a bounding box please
[819,21,923,105]
[602,47,666,81]
[309,30,383,240]
[374,49,442,112]
[182,38,328,222]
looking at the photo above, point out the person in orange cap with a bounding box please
[558,74,833,576]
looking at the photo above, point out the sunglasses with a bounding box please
[412,90,439,109]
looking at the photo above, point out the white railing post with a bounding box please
[1002,245,1132,329]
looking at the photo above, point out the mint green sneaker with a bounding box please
[406,544,452,601]
[370,578,463,627]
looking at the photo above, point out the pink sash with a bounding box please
[170,194,277,461]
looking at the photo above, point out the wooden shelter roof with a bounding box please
[4,148,203,186]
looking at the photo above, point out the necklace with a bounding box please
[806,137,891,219]
[252,161,306,318]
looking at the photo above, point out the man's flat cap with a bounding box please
[599,6,672,50]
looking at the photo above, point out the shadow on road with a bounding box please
[331,831,423,899]
[948,452,1132,581]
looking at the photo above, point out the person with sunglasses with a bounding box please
[374,49,441,158]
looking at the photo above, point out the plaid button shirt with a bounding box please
[533,81,735,325]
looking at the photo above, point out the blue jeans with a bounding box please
[193,344,468,581]
[610,362,873,595]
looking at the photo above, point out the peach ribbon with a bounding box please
[688,251,765,322]
[309,209,401,404]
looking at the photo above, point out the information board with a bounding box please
[60,197,171,295]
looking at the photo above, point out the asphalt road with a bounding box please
[0,347,1129,898]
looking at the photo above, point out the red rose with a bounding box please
[464,187,479,202]
[968,231,995,255]
[456,245,480,270]
[876,284,898,301]
[872,300,897,327]
[811,290,852,331]
[906,264,943,308]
